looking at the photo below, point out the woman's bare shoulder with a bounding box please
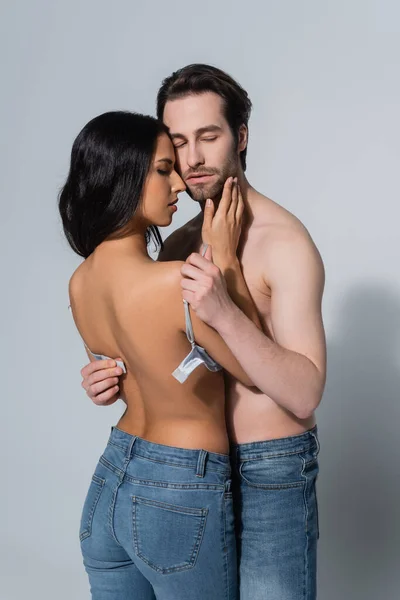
[68,259,88,302]
[119,259,185,309]
[140,260,185,307]
[118,260,186,337]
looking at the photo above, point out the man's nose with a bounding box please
[187,143,204,170]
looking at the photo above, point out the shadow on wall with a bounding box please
[317,284,400,600]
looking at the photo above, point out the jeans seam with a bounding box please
[79,477,105,542]
[239,461,305,490]
[108,480,124,546]
[131,452,229,474]
[109,436,136,547]
[222,493,231,600]
[107,440,128,452]
[100,455,124,477]
[301,454,309,599]
[239,444,316,461]
[132,495,207,516]
[123,475,225,491]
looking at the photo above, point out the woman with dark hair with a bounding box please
[59,111,255,600]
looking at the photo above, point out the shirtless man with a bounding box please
[80,64,326,600]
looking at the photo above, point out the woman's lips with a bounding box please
[168,199,178,212]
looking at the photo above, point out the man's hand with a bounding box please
[180,246,235,329]
[201,176,244,270]
[81,359,123,406]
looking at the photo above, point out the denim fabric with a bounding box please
[80,427,237,600]
[232,427,320,600]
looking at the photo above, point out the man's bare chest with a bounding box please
[240,249,273,338]
[179,226,273,336]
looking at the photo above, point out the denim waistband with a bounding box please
[232,426,319,459]
[107,426,231,474]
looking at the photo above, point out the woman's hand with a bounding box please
[201,177,244,269]
[81,359,123,405]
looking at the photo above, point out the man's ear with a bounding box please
[237,124,248,153]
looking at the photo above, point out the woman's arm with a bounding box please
[216,257,261,329]
[166,263,254,387]
[200,178,261,329]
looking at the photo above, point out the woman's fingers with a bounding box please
[236,184,244,223]
[201,198,215,244]
[218,176,234,215]
[228,177,239,218]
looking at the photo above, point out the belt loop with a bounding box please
[126,435,137,462]
[310,427,320,455]
[196,449,208,478]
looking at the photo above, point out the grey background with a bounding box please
[1,1,399,598]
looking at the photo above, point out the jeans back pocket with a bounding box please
[79,474,105,542]
[132,495,208,574]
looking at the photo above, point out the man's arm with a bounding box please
[184,228,326,419]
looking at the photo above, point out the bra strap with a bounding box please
[182,243,209,346]
[183,300,195,346]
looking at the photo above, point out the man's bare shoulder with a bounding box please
[158,213,202,262]
[250,190,324,282]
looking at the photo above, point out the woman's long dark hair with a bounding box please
[59,111,169,258]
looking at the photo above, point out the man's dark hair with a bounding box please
[59,111,168,258]
[156,64,252,171]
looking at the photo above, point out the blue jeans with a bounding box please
[231,427,320,600]
[80,427,237,599]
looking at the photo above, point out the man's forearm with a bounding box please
[214,302,325,419]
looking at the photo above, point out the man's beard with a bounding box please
[184,152,238,204]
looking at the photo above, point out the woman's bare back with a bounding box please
[69,242,228,453]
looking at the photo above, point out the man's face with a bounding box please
[163,92,239,204]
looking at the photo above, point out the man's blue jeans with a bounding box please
[232,427,320,600]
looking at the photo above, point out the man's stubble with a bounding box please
[184,147,239,205]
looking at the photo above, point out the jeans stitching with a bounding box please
[222,491,232,600]
[131,452,229,474]
[108,481,124,546]
[100,455,124,477]
[79,476,105,542]
[301,454,310,599]
[100,456,227,490]
[124,475,225,490]
[131,496,208,574]
[132,496,207,516]
[109,436,136,546]
[107,440,128,452]
[239,461,305,490]
[238,443,316,462]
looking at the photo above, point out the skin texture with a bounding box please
[70,133,257,454]
[81,92,326,444]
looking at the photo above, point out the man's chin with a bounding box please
[186,182,224,203]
